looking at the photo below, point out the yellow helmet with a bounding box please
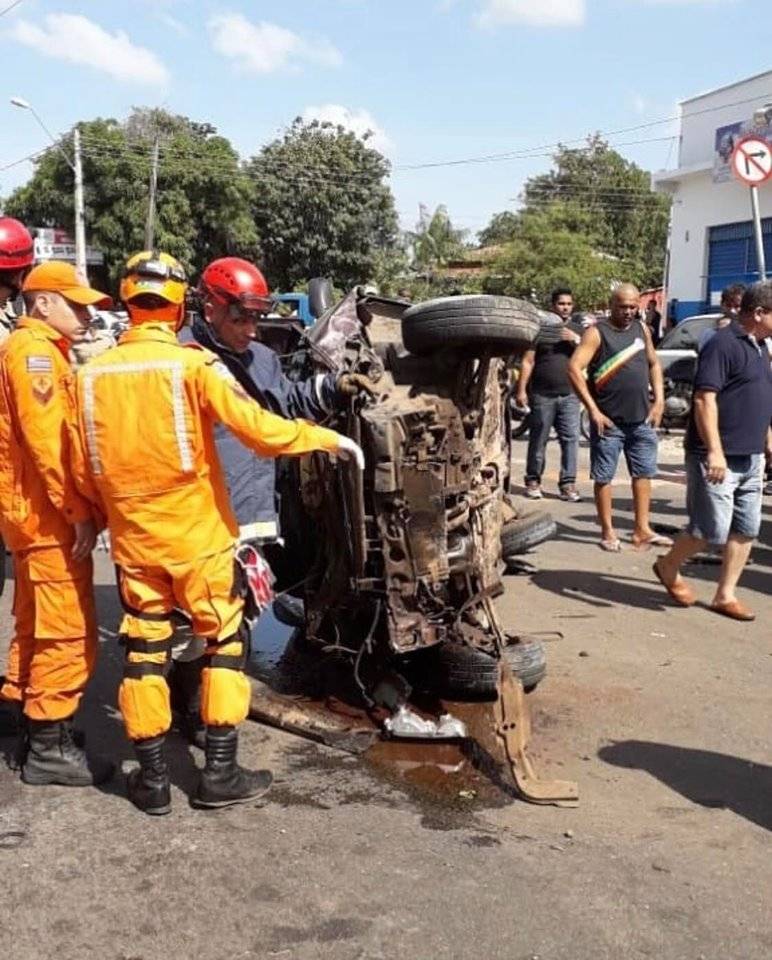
[120,250,187,305]
[120,251,187,328]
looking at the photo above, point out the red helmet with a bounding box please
[0,217,34,270]
[198,257,271,313]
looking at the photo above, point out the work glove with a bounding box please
[232,542,275,622]
[335,435,366,470]
[336,372,379,398]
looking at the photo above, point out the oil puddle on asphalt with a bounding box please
[248,607,515,817]
[248,604,362,702]
[365,699,517,810]
[249,606,295,677]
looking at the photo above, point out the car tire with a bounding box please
[535,317,564,345]
[272,593,305,628]
[501,512,557,559]
[401,295,540,357]
[427,639,547,698]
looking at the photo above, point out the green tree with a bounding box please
[520,135,669,288]
[246,118,400,290]
[6,108,258,287]
[485,203,622,308]
[408,204,468,274]
[477,210,519,247]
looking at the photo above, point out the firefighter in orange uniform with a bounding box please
[0,216,35,738]
[0,261,114,786]
[69,251,364,815]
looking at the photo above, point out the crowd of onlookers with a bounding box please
[516,280,772,621]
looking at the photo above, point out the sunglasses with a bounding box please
[206,283,273,316]
[225,302,268,324]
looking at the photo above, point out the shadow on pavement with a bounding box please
[599,740,772,832]
[676,559,771,598]
[531,568,675,610]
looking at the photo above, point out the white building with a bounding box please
[653,70,772,323]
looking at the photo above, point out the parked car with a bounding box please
[656,313,721,376]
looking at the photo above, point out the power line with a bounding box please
[0,146,48,172]
[522,200,669,213]
[0,0,26,18]
[393,92,770,171]
[74,131,679,189]
[5,88,768,186]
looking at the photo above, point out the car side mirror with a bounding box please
[308,278,334,319]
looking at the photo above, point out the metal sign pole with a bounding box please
[73,126,87,280]
[749,183,767,280]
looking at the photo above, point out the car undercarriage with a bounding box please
[264,288,578,805]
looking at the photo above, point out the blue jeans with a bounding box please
[685,451,764,545]
[525,393,581,487]
[589,420,658,484]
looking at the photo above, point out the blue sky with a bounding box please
[1,0,771,238]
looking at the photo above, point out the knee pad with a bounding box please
[200,623,251,727]
[119,635,174,741]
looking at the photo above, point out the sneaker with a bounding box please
[525,481,543,500]
[559,485,581,502]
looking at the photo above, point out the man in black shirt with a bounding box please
[653,282,772,620]
[569,284,665,551]
[516,287,583,501]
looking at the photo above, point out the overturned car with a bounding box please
[262,288,577,805]
[274,292,548,699]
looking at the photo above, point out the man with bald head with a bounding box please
[568,284,666,551]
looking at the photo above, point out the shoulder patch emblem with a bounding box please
[31,374,54,405]
[26,355,53,373]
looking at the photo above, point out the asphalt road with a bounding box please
[1,435,770,960]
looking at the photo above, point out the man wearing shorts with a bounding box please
[653,282,772,620]
[569,284,666,551]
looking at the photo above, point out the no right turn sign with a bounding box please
[731,136,772,186]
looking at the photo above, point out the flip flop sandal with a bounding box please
[599,539,622,552]
[632,534,674,550]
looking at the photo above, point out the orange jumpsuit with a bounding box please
[0,317,97,721]
[69,323,341,741]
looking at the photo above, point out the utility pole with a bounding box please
[73,125,87,279]
[749,184,767,280]
[10,97,89,277]
[144,137,160,251]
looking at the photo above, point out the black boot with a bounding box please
[127,735,171,816]
[1,699,24,771]
[168,657,206,750]
[7,710,28,771]
[22,718,114,787]
[0,698,21,738]
[193,725,272,809]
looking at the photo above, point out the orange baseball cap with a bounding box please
[23,260,112,307]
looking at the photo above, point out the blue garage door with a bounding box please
[707,217,772,306]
